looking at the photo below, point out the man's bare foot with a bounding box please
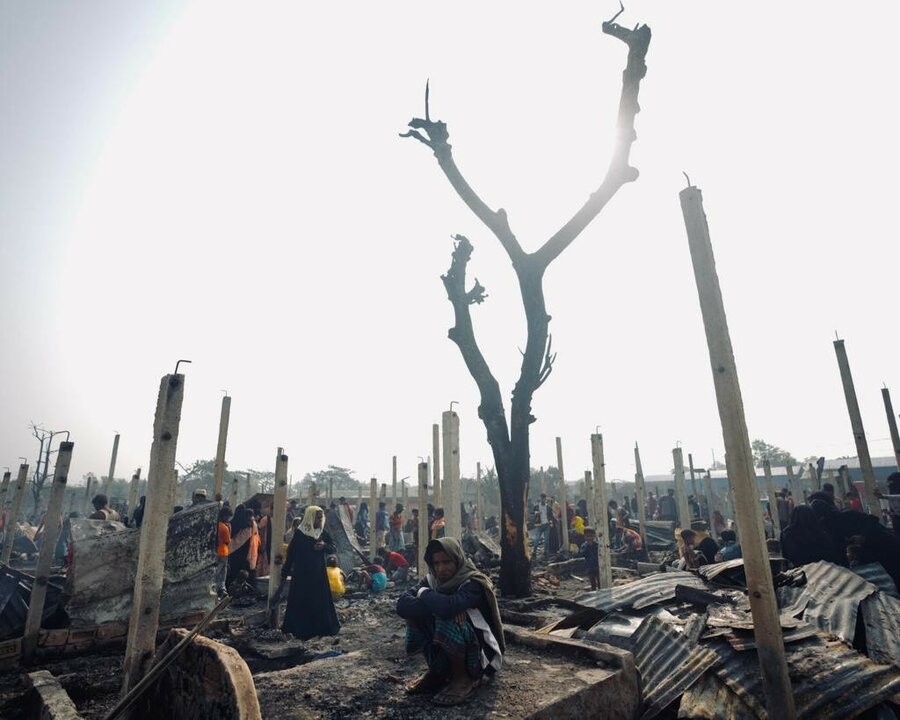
[406,669,447,695]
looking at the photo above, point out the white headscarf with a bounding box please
[299,505,324,539]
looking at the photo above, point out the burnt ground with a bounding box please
[0,564,626,719]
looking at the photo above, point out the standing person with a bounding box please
[658,489,676,522]
[388,504,405,551]
[776,488,791,529]
[533,494,552,560]
[431,508,446,540]
[132,496,146,528]
[396,537,504,706]
[877,472,900,537]
[191,488,212,506]
[579,528,600,590]
[355,501,369,542]
[406,508,420,548]
[215,507,232,598]
[845,489,863,513]
[227,505,258,589]
[286,499,299,526]
[376,501,389,549]
[282,506,340,640]
[646,492,658,520]
[780,505,845,568]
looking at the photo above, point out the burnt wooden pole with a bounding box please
[417,462,429,574]
[122,372,184,694]
[833,339,881,517]
[785,465,801,506]
[268,451,288,620]
[1,464,29,565]
[633,443,649,549]
[590,434,612,588]
[704,471,715,533]
[102,433,120,498]
[555,437,570,552]
[213,395,232,500]
[688,453,699,503]
[23,442,74,661]
[681,184,794,719]
[442,409,461,537]
[882,387,900,471]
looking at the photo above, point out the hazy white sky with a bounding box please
[2,1,898,491]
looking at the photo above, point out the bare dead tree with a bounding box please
[28,423,69,517]
[401,8,651,596]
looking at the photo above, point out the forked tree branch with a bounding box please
[441,236,510,446]
[401,84,526,268]
[532,14,651,268]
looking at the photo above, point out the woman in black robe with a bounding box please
[227,504,252,587]
[282,505,340,640]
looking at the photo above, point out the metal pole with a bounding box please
[681,184,794,719]
[23,442,74,661]
[833,339,881,517]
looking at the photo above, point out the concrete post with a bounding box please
[590,434,612,589]
[1,464,29,565]
[834,339,881,517]
[704,471,715,533]
[672,447,691,530]
[633,443,649,550]
[122,373,185,694]
[688,454,699,505]
[380,483,387,500]
[268,451,288,619]
[882,387,900,471]
[82,475,94,515]
[681,184,794,719]
[213,395,231,500]
[23,442,74,661]
[127,469,142,522]
[230,473,239,513]
[401,479,408,513]
[475,462,482,531]
[392,455,398,510]
[369,478,378,560]
[102,433,120,497]
[432,423,442,507]
[0,471,11,517]
[808,463,820,493]
[763,460,781,538]
[442,410,461,538]
[309,481,318,507]
[356,481,363,514]
[244,472,252,502]
[417,462,429,575]
[555,437,570,553]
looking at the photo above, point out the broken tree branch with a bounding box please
[401,85,526,267]
[533,14,651,268]
[441,235,511,448]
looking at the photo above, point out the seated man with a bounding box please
[717,529,742,561]
[89,494,120,522]
[680,529,718,567]
[396,537,504,707]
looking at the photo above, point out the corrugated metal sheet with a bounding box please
[854,562,899,598]
[800,560,878,642]
[710,635,900,719]
[861,591,900,668]
[679,671,758,720]
[573,571,708,612]
[631,615,720,719]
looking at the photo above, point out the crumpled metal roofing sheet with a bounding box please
[800,560,878,642]
[573,571,708,612]
[709,635,900,719]
[853,562,899,598]
[861,591,900,668]
[631,615,720,719]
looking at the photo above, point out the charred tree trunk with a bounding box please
[403,10,650,597]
